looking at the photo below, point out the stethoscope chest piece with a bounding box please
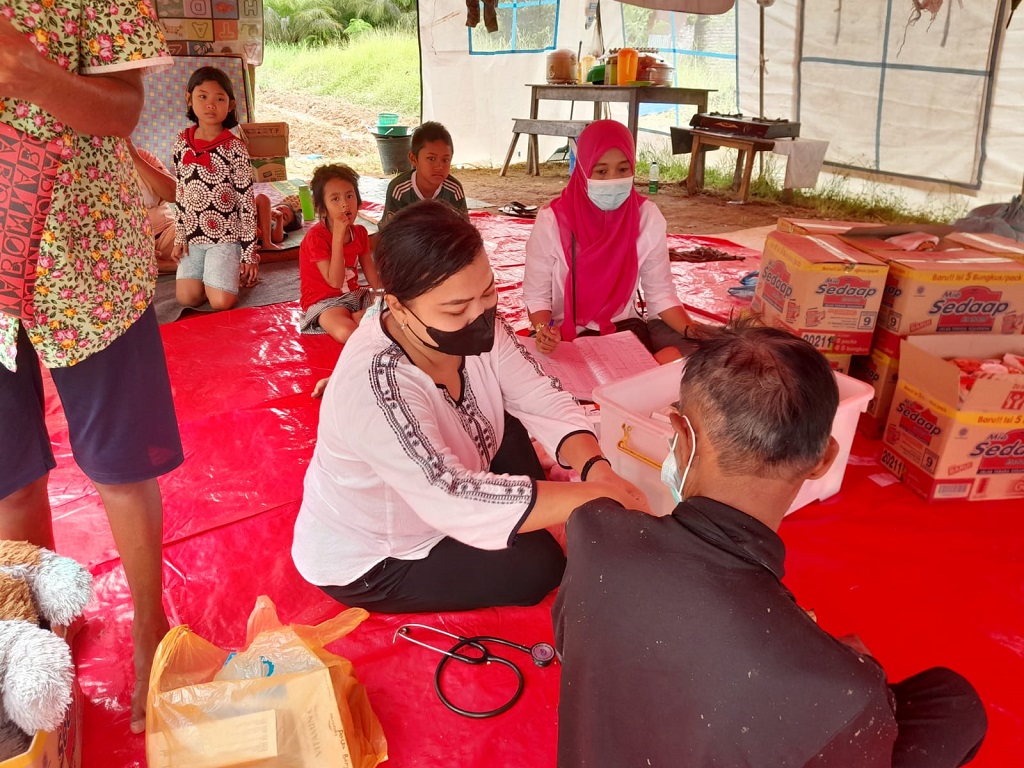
[530,642,556,667]
[394,624,557,718]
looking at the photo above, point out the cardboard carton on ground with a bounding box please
[871,251,1024,358]
[850,348,900,439]
[939,231,1024,260]
[240,123,290,182]
[0,679,81,768]
[751,231,888,355]
[239,122,290,158]
[776,218,875,236]
[880,334,1024,502]
[251,157,288,183]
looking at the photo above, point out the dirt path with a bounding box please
[256,88,888,235]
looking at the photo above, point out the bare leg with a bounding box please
[255,193,272,249]
[205,285,239,311]
[254,194,283,251]
[318,307,359,345]
[0,474,55,549]
[176,278,207,307]
[93,478,169,734]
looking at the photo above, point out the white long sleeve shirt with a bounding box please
[292,313,594,586]
[523,201,682,334]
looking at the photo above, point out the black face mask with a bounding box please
[405,304,497,357]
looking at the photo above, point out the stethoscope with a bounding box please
[394,623,557,718]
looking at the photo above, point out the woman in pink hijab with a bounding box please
[523,120,696,363]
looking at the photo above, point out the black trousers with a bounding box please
[892,667,987,768]
[321,413,565,614]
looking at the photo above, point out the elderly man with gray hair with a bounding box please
[553,319,986,768]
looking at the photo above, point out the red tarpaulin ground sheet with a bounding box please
[42,212,1022,767]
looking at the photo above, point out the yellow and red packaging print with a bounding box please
[939,231,1024,260]
[824,353,852,374]
[850,348,900,439]
[751,232,888,355]
[871,251,1024,358]
[881,334,1024,502]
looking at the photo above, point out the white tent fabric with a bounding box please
[735,0,1021,202]
[419,0,625,168]
[420,0,1022,205]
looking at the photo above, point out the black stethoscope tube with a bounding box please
[395,624,556,719]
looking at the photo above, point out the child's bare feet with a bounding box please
[130,614,170,734]
[259,242,285,252]
[311,378,329,399]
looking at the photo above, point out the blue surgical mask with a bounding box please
[660,416,696,504]
[587,176,634,211]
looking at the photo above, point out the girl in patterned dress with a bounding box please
[172,66,258,311]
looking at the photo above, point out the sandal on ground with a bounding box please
[498,201,538,218]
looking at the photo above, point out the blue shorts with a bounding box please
[177,242,242,294]
[0,305,184,498]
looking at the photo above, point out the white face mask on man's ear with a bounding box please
[587,176,634,211]
[660,415,696,504]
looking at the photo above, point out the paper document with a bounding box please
[519,331,658,401]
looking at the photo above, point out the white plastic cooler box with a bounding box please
[591,360,874,517]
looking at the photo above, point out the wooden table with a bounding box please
[525,83,714,167]
[686,129,775,204]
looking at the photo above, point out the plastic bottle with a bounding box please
[648,161,659,194]
[296,182,315,222]
[617,48,639,85]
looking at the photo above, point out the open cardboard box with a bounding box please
[240,123,289,182]
[0,679,81,768]
[881,334,1024,501]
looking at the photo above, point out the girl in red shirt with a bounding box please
[299,164,380,342]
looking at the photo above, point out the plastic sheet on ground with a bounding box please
[43,214,1023,767]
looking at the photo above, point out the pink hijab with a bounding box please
[548,120,643,340]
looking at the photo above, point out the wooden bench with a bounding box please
[685,129,775,203]
[500,119,592,177]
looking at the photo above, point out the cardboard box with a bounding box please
[1,679,81,768]
[251,157,288,183]
[751,232,889,355]
[825,353,852,374]
[239,122,290,158]
[939,231,1024,260]
[240,123,290,183]
[872,251,1024,358]
[880,334,1024,501]
[850,348,900,439]
[776,218,875,236]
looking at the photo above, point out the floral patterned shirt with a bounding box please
[173,127,258,265]
[0,0,170,371]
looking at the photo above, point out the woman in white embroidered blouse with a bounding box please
[293,200,652,613]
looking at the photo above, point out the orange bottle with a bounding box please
[617,48,639,85]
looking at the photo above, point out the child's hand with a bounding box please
[171,243,185,264]
[331,209,350,239]
[239,262,259,289]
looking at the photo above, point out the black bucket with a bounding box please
[374,134,413,175]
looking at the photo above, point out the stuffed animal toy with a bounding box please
[0,541,92,762]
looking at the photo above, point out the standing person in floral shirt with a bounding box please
[0,0,182,734]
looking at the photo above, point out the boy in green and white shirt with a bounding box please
[382,121,468,222]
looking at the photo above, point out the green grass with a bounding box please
[634,145,966,224]
[260,32,420,118]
